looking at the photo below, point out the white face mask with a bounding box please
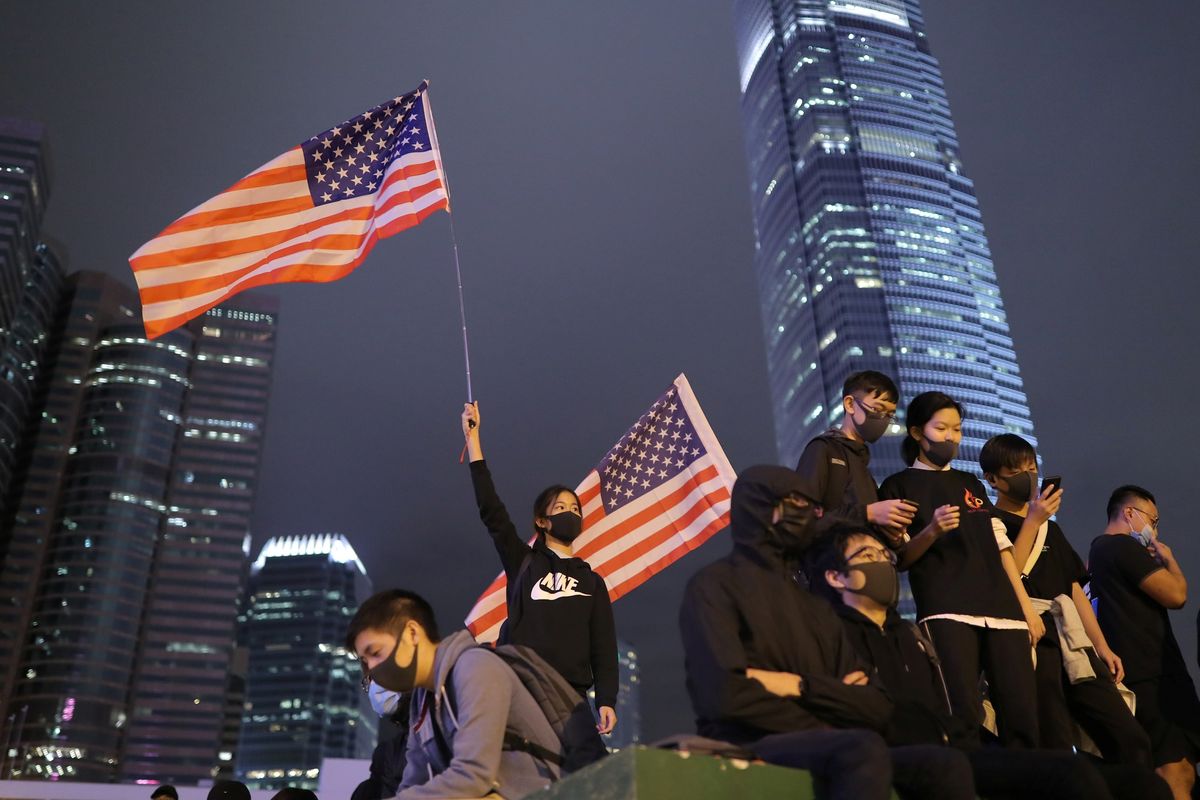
[1128,509,1154,547]
[368,680,401,717]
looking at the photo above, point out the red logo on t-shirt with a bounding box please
[963,488,985,510]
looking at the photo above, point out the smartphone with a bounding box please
[1041,475,1062,495]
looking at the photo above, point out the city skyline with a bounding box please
[1,0,1197,744]
[733,0,1035,476]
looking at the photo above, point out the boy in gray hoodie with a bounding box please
[347,590,563,799]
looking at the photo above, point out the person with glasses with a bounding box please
[981,435,1151,768]
[1089,485,1200,799]
[680,465,975,800]
[794,371,917,547]
[806,520,1169,800]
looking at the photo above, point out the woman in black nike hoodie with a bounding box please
[461,403,618,736]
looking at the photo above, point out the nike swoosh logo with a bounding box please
[530,583,592,601]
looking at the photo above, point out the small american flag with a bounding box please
[129,81,448,338]
[466,374,736,642]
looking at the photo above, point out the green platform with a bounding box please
[527,746,819,800]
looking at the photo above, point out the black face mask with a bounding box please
[771,502,818,558]
[851,399,890,444]
[546,511,582,543]
[370,637,419,694]
[1002,471,1035,504]
[922,438,958,468]
[846,561,900,608]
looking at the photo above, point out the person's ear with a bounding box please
[908,425,923,443]
[984,472,997,489]
[825,569,845,591]
[843,395,855,415]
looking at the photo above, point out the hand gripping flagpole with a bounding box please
[422,82,476,460]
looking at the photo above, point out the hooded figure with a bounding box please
[679,464,893,744]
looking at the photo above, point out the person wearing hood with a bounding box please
[809,520,1170,800]
[347,589,563,799]
[679,464,975,800]
[461,403,618,738]
[794,371,916,545]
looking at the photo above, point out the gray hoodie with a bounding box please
[396,629,562,799]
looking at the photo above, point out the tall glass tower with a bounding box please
[236,534,376,792]
[732,0,1035,474]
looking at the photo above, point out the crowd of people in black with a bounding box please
[343,373,1200,800]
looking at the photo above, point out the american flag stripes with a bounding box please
[465,374,736,643]
[129,81,448,338]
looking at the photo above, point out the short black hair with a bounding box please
[344,589,441,654]
[843,370,899,404]
[802,518,887,604]
[532,484,580,534]
[207,781,252,800]
[1106,485,1156,521]
[270,789,319,800]
[901,391,965,466]
[979,433,1036,477]
[150,786,179,800]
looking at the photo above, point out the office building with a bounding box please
[236,534,376,792]
[732,0,1036,475]
[0,273,278,783]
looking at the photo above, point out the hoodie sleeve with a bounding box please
[396,651,512,800]
[680,570,828,734]
[589,578,619,709]
[469,459,533,579]
[794,610,893,732]
[796,437,869,527]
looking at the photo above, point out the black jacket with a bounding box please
[470,460,618,708]
[679,465,893,745]
[834,603,975,748]
[794,429,878,528]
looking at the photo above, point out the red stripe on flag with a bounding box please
[606,514,729,602]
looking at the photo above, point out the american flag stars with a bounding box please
[597,387,706,512]
[300,86,433,207]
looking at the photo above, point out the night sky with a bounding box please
[4,1,1199,740]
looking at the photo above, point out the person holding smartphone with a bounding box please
[877,391,1043,749]
[794,371,917,547]
[1089,486,1200,799]
[981,434,1151,767]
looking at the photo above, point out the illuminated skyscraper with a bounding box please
[0,273,278,783]
[236,534,376,792]
[591,640,641,752]
[732,0,1035,474]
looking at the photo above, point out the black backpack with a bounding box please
[432,643,608,775]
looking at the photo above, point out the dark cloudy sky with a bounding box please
[4,1,1199,740]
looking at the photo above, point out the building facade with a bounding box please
[590,640,641,752]
[236,534,375,792]
[732,0,1035,475]
[0,272,278,783]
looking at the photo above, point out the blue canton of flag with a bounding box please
[300,81,434,206]
[597,385,706,512]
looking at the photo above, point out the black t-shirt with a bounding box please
[1088,533,1188,683]
[996,511,1085,602]
[878,467,1023,621]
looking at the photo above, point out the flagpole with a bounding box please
[422,80,473,405]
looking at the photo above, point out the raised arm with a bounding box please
[1010,485,1062,572]
[463,403,531,577]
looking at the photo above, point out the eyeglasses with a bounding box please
[846,545,897,566]
[854,397,896,423]
[1129,507,1159,529]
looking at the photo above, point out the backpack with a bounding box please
[432,643,608,775]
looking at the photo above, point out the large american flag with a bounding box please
[129,81,448,338]
[466,374,736,643]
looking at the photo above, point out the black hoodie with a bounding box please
[679,465,893,745]
[794,428,879,528]
[470,460,618,709]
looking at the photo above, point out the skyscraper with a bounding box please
[0,273,278,783]
[0,118,63,532]
[236,534,376,792]
[732,0,1035,475]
